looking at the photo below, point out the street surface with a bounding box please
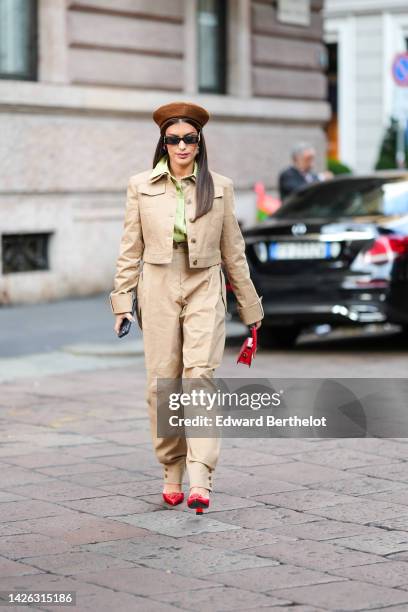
[0,294,407,611]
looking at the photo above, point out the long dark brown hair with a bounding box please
[152,117,214,221]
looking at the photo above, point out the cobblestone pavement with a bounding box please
[1,345,408,612]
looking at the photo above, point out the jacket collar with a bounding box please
[149,155,198,183]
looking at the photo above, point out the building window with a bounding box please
[2,233,51,273]
[197,0,227,94]
[0,0,37,80]
[326,42,338,160]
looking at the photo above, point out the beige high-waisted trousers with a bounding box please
[137,241,227,491]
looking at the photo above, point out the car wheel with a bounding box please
[259,324,302,349]
[399,325,408,339]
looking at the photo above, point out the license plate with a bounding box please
[268,241,339,260]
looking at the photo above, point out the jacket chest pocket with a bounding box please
[138,182,167,211]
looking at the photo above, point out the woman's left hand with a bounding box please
[253,320,262,330]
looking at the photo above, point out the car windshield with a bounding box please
[274,177,408,219]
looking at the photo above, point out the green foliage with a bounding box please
[375,116,408,170]
[327,158,352,175]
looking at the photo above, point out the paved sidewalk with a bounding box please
[1,349,408,611]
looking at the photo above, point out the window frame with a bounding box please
[197,0,228,95]
[0,0,38,81]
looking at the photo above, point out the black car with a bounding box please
[227,171,408,348]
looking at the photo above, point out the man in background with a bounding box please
[278,142,331,201]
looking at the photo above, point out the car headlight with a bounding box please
[253,241,268,263]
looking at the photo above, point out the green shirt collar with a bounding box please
[149,155,198,183]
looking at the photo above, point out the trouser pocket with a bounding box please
[219,264,228,313]
[136,268,143,330]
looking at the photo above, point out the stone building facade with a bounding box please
[0,0,329,305]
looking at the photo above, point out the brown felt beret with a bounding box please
[153,101,210,130]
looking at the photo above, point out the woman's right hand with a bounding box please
[114,312,135,335]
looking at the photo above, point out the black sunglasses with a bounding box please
[163,134,200,146]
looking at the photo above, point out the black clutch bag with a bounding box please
[117,292,137,338]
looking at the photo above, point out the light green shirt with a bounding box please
[149,155,198,242]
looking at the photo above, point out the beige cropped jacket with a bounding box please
[109,168,264,326]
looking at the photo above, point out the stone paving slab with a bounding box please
[230,437,317,455]
[45,591,181,612]
[252,489,358,511]
[307,475,408,497]
[1,356,408,611]
[349,462,408,481]
[55,495,155,517]
[368,606,408,612]
[212,506,319,529]
[220,448,293,467]
[16,550,139,576]
[116,509,241,538]
[38,467,151,487]
[73,565,220,597]
[272,579,408,611]
[0,351,138,383]
[214,475,305,498]
[370,515,408,531]
[329,530,408,555]
[202,563,344,592]
[322,438,408,459]
[363,488,408,506]
[85,535,279,578]
[246,538,387,572]
[0,500,75,522]
[301,499,408,525]
[289,448,399,469]
[151,584,291,610]
[1,513,150,546]
[243,607,327,612]
[1,449,94,469]
[1,479,112,503]
[0,533,72,561]
[0,491,26,503]
[239,461,358,485]
[388,550,408,562]
[185,528,298,551]
[266,519,390,542]
[0,557,45,578]
[328,560,408,588]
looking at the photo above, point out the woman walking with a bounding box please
[110,101,263,513]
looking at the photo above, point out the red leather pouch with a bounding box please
[237,325,258,367]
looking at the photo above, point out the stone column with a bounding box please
[38,0,69,83]
[228,0,251,97]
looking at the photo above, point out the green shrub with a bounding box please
[375,116,408,170]
[327,158,352,175]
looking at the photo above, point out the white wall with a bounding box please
[325,0,408,173]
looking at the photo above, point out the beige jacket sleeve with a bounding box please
[109,178,144,314]
[220,180,264,326]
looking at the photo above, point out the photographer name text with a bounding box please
[168,415,327,427]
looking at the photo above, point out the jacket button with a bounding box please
[186,199,192,205]
[193,260,197,265]
[189,218,194,223]
[191,238,196,243]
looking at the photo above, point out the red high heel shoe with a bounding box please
[187,493,210,515]
[162,491,184,506]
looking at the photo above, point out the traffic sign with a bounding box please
[392,53,408,87]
